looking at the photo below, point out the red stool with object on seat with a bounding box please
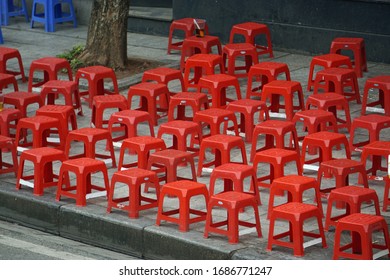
[333,213,390,260]
[307,53,352,91]
[330,37,367,78]
[3,91,43,117]
[107,168,160,218]
[0,73,18,93]
[28,57,72,91]
[246,61,290,99]
[361,76,390,116]
[0,135,18,176]
[168,91,209,121]
[194,107,238,138]
[0,46,26,81]
[156,180,209,232]
[118,136,166,171]
[229,22,273,58]
[40,80,83,116]
[56,157,110,207]
[325,186,381,231]
[267,202,327,257]
[75,65,119,108]
[222,43,259,78]
[197,134,247,177]
[16,147,66,196]
[91,94,128,129]
[0,108,22,137]
[204,191,262,244]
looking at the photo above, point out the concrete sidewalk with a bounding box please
[0,19,390,260]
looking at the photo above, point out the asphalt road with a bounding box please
[0,219,138,260]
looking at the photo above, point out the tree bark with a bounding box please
[78,0,130,70]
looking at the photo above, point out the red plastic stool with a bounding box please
[333,213,390,260]
[65,127,116,168]
[361,76,390,116]
[183,54,224,91]
[222,43,259,78]
[246,61,291,99]
[197,134,247,177]
[313,67,361,104]
[0,135,18,176]
[28,57,72,91]
[157,120,202,155]
[40,80,83,116]
[147,149,197,184]
[360,141,390,181]
[261,80,305,120]
[194,107,238,138]
[350,114,390,153]
[325,186,381,231]
[250,120,300,162]
[107,168,160,218]
[268,175,323,219]
[330,37,367,78]
[267,202,327,257]
[91,94,128,129]
[118,136,166,171]
[385,180,390,212]
[0,108,22,137]
[142,67,185,94]
[0,73,18,93]
[317,158,369,197]
[253,148,302,190]
[226,99,269,143]
[3,91,43,117]
[0,47,26,81]
[209,163,261,205]
[15,115,63,151]
[307,53,352,91]
[127,82,170,126]
[301,131,351,173]
[56,157,110,207]
[168,91,209,121]
[198,73,242,108]
[204,191,262,244]
[75,65,119,108]
[305,92,352,132]
[167,18,209,54]
[16,147,66,196]
[156,180,208,232]
[180,35,222,71]
[229,22,273,58]
[108,109,155,146]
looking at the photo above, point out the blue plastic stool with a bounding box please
[1,0,29,26]
[31,0,77,32]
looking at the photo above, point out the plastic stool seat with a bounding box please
[168,91,209,121]
[0,46,26,81]
[361,75,390,116]
[222,43,259,78]
[91,94,128,129]
[0,135,18,176]
[0,73,18,93]
[0,108,22,137]
[193,107,238,138]
[3,91,43,118]
[1,0,29,26]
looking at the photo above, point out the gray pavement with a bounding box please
[0,18,390,260]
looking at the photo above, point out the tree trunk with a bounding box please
[78,0,130,70]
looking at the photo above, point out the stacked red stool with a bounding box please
[229,22,273,58]
[361,75,390,116]
[127,82,170,126]
[0,73,18,93]
[267,202,327,257]
[307,53,352,91]
[28,57,72,92]
[330,37,367,78]
[305,92,352,132]
[204,191,262,244]
[246,61,290,99]
[16,147,66,196]
[193,107,238,138]
[156,180,209,232]
[0,108,22,137]
[222,43,259,78]
[40,80,83,116]
[0,47,26,81]
[261,80,305,121]
[0,135,18,176]
[3,91,43,117]
[197,134,247,177]
[118,136,166,171]
[75,65,119,108]
[168,91,209,121]
[198,73,242,108]
[91,94,128,129]
[107,168,160,218]
[333,213,390,260]
[56,157,110,207]
[325,186,381,231]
